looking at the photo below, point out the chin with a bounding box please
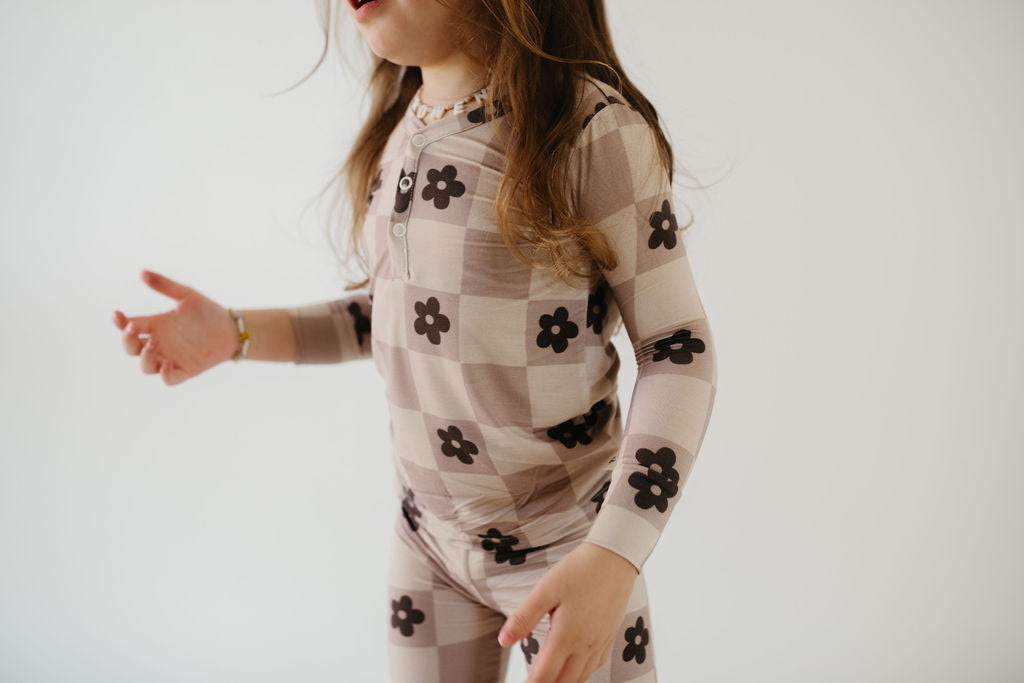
[359,30,418,66]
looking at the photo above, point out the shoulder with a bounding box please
[575,75,626,112]
[570,75,651,147]
[565,76,671,208]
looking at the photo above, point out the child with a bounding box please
[113,1,717,680]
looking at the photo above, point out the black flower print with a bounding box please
[622,616,649,664]
[652,328,705,365]
[627,447,680,513]
[436,425,479,465]
[547,398,608,448]
[581,94,624,130]
[477,528,549,566]
[520,631,540,665]
[536,306,578,353]
[367,167,383,206]
[466,97,509,123]
[401,486,422,532]
[348,300,371,348]
[391,595,426,637]
[591,479,610,514]
[648,199,679,250]
[413,296,451,345]
[421,164,466,210]
[582,101,608,131]
[587,280,609,334]
[547,417,592,448]
[394,169,416,213]
[583,398,609,426]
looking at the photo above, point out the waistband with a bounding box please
[397,482,600,555]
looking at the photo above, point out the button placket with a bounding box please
[389,114,483,280]
[388,131,430,280]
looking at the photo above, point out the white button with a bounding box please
[392,222,406,237]
[398,176,413,192]
[411,133,427,147]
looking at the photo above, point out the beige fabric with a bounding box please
[386,510,656,681]
[289,76,717,574]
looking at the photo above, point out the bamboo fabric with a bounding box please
[288,76,717,575]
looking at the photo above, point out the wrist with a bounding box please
[226,307,251,361]
[580,540,640,577]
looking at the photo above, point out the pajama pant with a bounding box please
[386,507,657,682]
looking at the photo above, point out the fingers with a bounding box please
[116,307,179,384]
[120,319,146,355]
[114,310,143,354]
[580,637,612,682]
[117,311,159,356]
[550,652,585,683]
[527,631,568,683]
[140,339,163,375]
[539,633,609,683]
[501,582,557,647]
[160,359,183,386]
[122,323,143,355]
[600,640,613,673]
[141,269,192,301]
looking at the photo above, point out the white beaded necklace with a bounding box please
[409,83,489,122]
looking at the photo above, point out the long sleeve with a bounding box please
[566,100,718,574]
[287,291,373,365]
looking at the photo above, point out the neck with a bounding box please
[418,54,489,106]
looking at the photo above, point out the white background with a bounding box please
[1,1,1021,681]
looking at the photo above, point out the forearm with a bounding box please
[234,308,298,363]
[584,317,717,573]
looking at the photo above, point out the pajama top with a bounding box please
[288,75,718,574]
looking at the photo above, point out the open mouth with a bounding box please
[350,0,377,8]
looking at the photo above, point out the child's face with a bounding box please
[344,0,465,67]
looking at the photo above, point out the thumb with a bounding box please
[141,269,192,301]
[498,584,556,647]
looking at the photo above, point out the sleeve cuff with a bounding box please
[584,503,662,575]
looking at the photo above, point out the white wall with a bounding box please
[1,1,1020,681]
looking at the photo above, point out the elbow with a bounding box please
[632,318,713,370]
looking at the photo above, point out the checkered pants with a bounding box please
[386,507,658,682]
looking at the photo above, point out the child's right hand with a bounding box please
[113,269,240,386]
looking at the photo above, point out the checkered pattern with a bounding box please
[387,511,657,682]
[289,76,717,574]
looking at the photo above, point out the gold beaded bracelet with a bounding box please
[227,307,251,362]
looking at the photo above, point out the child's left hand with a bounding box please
[497,540,639,682]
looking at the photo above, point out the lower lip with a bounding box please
[354,0,382,21]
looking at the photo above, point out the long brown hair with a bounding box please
[290,0,700,293]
